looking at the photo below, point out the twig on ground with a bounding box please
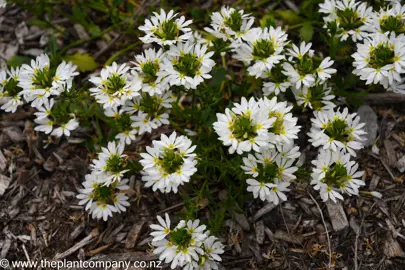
[308,192,332,269]
[53,229,99,260]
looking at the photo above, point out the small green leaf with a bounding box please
[275,10,304,25]
[300,21,314,41]
[63,53,99,72]
[7,56,31,67]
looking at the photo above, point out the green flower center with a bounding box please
[170,228,193,250]
[303,84,328,111]
[324,118,350,142]
[173,53,201,77]
[117,113,132,132]
[159,148,184,174]
[232,115,258,140]
[266,63,288,83]
[252,39,275,59]
[296,55,314,76]
[380,15,405,35]
[368,43,395,68]
[104,74,127,95]
[224,10,243,32]
[3,77,22,97]
[33,66,56,89]
[258,161,280,184]
[336,8,364,30]
[141,61,159,84]
[269,112,285,135]
[323,163,348,187]
[155,20,180,41]
[105,154,126,173]
[137,93,167,119]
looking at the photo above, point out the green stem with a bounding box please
[104,42,141,66]
[60,25,117,55]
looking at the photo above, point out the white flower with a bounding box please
[89,62,141,109]
[76,172,130,221]
[234,27,288,78]
[258,97,301,146]
[34,117,54,134]
[18,54,78,108]
[150,213,171,241]
[91,140,129,185]
[387,78,405,94]
[150,215,222,269]
[308,107,366,156]
[139,9,193,46]
[352,32,405,88]
[283,42,336,89]
[132,48,169,96]
[158,41,215,89]
[213,97,275,155]
[319,0,373,42]
[0,0,6,8]
[204,6,254,45]
[51,118,79,137]
[311,149,365,203]
[292,83,336,112]
[242,142,300,204]
[140,132,197,193]
[0,67,23,113]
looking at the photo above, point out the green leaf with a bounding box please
[7,56,31,67]
[63,53,99,72]
[260,14,276,28]
[299,21,314,41]
[275,10,304,25]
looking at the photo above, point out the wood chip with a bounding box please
[54,228,99,260]
[326,201,348,231]
[397,155,405,173]
[383,233,405,258]
[125,221,145,249]
[253,203,277,221]
[0,150,6,172]
[254,220,265,245]
[0,174,11,196]
[384,139,397,167]
[357,105,378,147]
[274,230,303,244]
[2,126,25,142]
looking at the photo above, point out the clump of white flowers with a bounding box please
[158,41,215,89]
[319,0,373,42]
[140,132,197,193]
[352,32,405,91]
[132,48,169,96]
[234,26,288,78]
[311,149,365,202]
[213,97,274,155]
[91,141,129,186]
[241,142,300,205]
[139,9,193,46]
[204,6,254,45]
[283,42,337,89]
[76,172,130,221]
[89,62,141,109]
[308,107,366,156]
[292,83,336,112]
[19,54,79,108]
[124,91,173,136]
[369,2,405,36]
[150,214,224,269]
[0,67,23,113]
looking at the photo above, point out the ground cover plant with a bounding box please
[1,0,405,269]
